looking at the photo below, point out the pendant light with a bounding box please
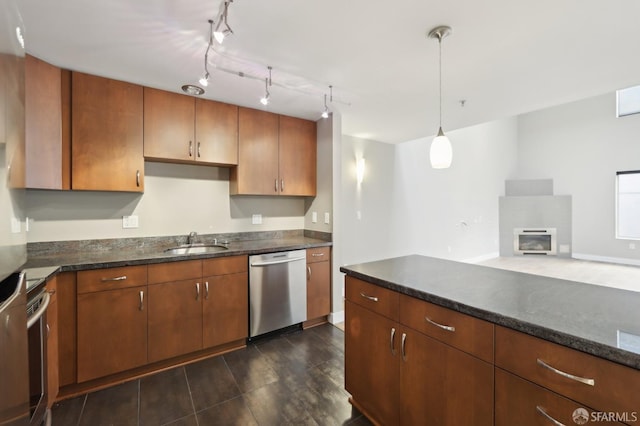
[428,25,452,169]
[199,19,214,87]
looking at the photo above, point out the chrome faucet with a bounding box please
[187,231,198,245]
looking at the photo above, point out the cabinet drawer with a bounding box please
[399,294,494,363]
[77,265,147,294]
[307,247,330,263]
[202,255,247,276]
[345,276,398,321]
[495,368,627,426]
[148,260,201,284]
[496,326,640,420]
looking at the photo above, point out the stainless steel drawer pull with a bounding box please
[425,316,456,332]
[205,282,209,300]
[196,283,200,300]
[139,291,144,311]
[360,292,379,302]
[401,332,407,361]
[390,327,396,355]
[535,406,566,426]
[101,276,127,282]
[536,359,595,386]
[311,253,325,257]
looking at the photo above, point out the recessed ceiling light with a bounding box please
[181,84,205,96]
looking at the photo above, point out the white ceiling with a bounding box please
[19,0,640,144]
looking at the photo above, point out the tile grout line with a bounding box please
[181,366,200,426]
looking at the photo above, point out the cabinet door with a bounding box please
[195,99,238,165]
[202,272,248,348]
[230,107,279,195]
[25,55,66,190]
[307,260,330,320]
[148,279,203,363]
[77,286,147,382]
[345,300,399,426]
[71,72,144,192]
[46,278,58,407]
[143,87,195,162]
[278,115,316,196]
[400,329,494,425]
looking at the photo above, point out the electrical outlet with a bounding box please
[630,242,637,250]
[122,215,139,229]
[252,214,262,225]
[324,212,330,224]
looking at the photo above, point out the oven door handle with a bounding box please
[27,291,51,329]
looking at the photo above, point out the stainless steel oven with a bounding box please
[26,283,51,426]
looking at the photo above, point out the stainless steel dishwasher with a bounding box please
[249,250,307,338]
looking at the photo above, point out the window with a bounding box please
[616,171,640,239]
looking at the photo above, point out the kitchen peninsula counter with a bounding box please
[340,254,640,370]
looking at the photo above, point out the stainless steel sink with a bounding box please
[164,243,229,255]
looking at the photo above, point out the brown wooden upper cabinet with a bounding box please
[143,87,238,166]
[25,55,69,190]
[230,107,317,196]
[71,72,144,192]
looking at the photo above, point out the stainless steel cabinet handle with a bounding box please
[401,332,407,361]
[46,324,50,338]
[536,359,595,386]
[535,406,566,426]
[425,316,456,332]
[360,292,379,302]
[275,179,278,192]
[307,266,312,279]
[136,170,140,187]
[390,327,396,355]
[139,291,144,311]
[196,283,200,300]
[197,141,201,158]
[189,141,193,157]
[205,282,209,300]
[281,179,284,192]
[101,276,127,282]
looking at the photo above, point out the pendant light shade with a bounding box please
[428,25,452,169]
[430,127,452,169]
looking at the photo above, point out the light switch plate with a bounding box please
[122,215,139,229]
[324,212,330,224]
[312,211,317,223]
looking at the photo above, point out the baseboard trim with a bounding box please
[329,310,345,324]
[572,253,640,267]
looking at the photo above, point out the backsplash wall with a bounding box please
[25,161,306,242]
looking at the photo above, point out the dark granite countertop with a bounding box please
[340,254,640,370]
[25,236,331,272]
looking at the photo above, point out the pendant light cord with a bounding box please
[438,33,442,129]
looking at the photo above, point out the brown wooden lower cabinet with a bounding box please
[77,285,147,382]
[148,279,203,363]
[345,277,493,426]
[202,272,248,348]
[306,247,331,321]
[45,277,59,408]
[495,368,626,426]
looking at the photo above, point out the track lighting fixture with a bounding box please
[428,25,453,169]
[321,85,333,118]
[199,19,214,87]
[213,0,233,44]
[260,66,272,105]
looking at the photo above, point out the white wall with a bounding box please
[25,162,306,242]
[516,93,640,263]
[304,116,333,233]
[338,117,519,267]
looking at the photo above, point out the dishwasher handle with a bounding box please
[250,256,306,267]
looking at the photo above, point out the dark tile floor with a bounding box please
[51,324,373,426]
